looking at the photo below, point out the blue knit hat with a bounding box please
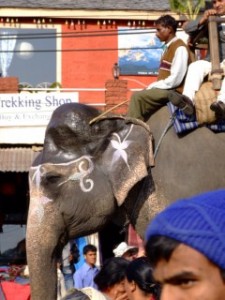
[145,189,225,270]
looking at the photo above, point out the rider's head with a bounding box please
[155,15,178,43]
[212,0,225,15]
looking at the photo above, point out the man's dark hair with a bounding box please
[83,244,97,255]
[94,257,129,291]
[155,14,178,33]
[145,235,225,281]
[126,256,161,298]
[145,235,180,266]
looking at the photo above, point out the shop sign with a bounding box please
[0,92,79,126]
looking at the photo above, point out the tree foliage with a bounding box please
[169,0,206,20]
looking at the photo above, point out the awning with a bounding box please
[0,147,42,172]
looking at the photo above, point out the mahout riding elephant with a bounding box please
[26,103,163,300]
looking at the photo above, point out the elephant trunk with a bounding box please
[26,186,65,300]
[26,217,64,300]
[27,232,58,300]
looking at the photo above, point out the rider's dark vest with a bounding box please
[157,39,191,93]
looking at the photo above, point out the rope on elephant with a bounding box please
[89,99,129,125]
[154,111,176,158]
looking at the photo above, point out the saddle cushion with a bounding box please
[167,102,225,134]
[194,81,217,124]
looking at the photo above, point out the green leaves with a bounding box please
[169,0,206,20]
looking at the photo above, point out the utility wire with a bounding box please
[0,25,166,53]
[0,46,162,53]
[0,27,156,40]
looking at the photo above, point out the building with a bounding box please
[0,0,186,257]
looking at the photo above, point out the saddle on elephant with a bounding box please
[167,80,225,135]
[194,81,218,124]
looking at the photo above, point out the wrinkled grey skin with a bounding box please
[26,103,163,300]
[149,106,225,202]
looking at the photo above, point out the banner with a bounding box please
[0,92,79,126]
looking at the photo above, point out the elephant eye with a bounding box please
[43,173,62,184]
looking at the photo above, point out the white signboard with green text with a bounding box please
[0,92,79,144]
[0,92,78,126]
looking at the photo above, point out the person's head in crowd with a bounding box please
[81,287,108,300]
[83,244,97,267]
[125,257,161,300]
[145,189,225,300]
[113,242,138,261]
[61,288,90,300]
[94,257,129,300]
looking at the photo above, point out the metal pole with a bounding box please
[208,16,223,90]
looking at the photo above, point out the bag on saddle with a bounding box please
[194,81,217,124]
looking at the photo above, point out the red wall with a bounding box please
[61,22,157,105]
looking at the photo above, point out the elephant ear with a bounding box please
[102,121,154,206]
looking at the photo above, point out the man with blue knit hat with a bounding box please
[145,189,225,300]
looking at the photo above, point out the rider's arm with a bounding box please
[183,18,203,34]
[183,9,217,34]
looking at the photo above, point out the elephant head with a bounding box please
[26,103,163,300]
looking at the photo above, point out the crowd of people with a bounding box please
[60,241,161,300]
[60,188,225,300]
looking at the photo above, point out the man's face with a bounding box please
[112,280,128,300]
[155,24,172,43]
[84,251,97,266]
[153,243,225,300]
[213,0,225,15]
[122,249,138,261]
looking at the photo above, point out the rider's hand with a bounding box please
[199,9,217,25]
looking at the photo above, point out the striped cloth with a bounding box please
[167,102,225,134]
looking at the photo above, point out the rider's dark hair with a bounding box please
[155,14,178,33]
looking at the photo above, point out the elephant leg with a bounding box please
[134,190,167,237]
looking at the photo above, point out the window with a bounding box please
[0,25,60,86]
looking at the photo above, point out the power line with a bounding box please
[0,46,162,53]
[0,25,166,53]
[0,27,157,40]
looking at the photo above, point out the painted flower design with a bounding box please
[110,124,134,169]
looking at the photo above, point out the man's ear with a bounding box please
[130,280,136,292]
[167,25,173,33]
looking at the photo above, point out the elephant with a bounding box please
[26,102,225,299]
[149,106,225,202]
[26,102,163,300]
